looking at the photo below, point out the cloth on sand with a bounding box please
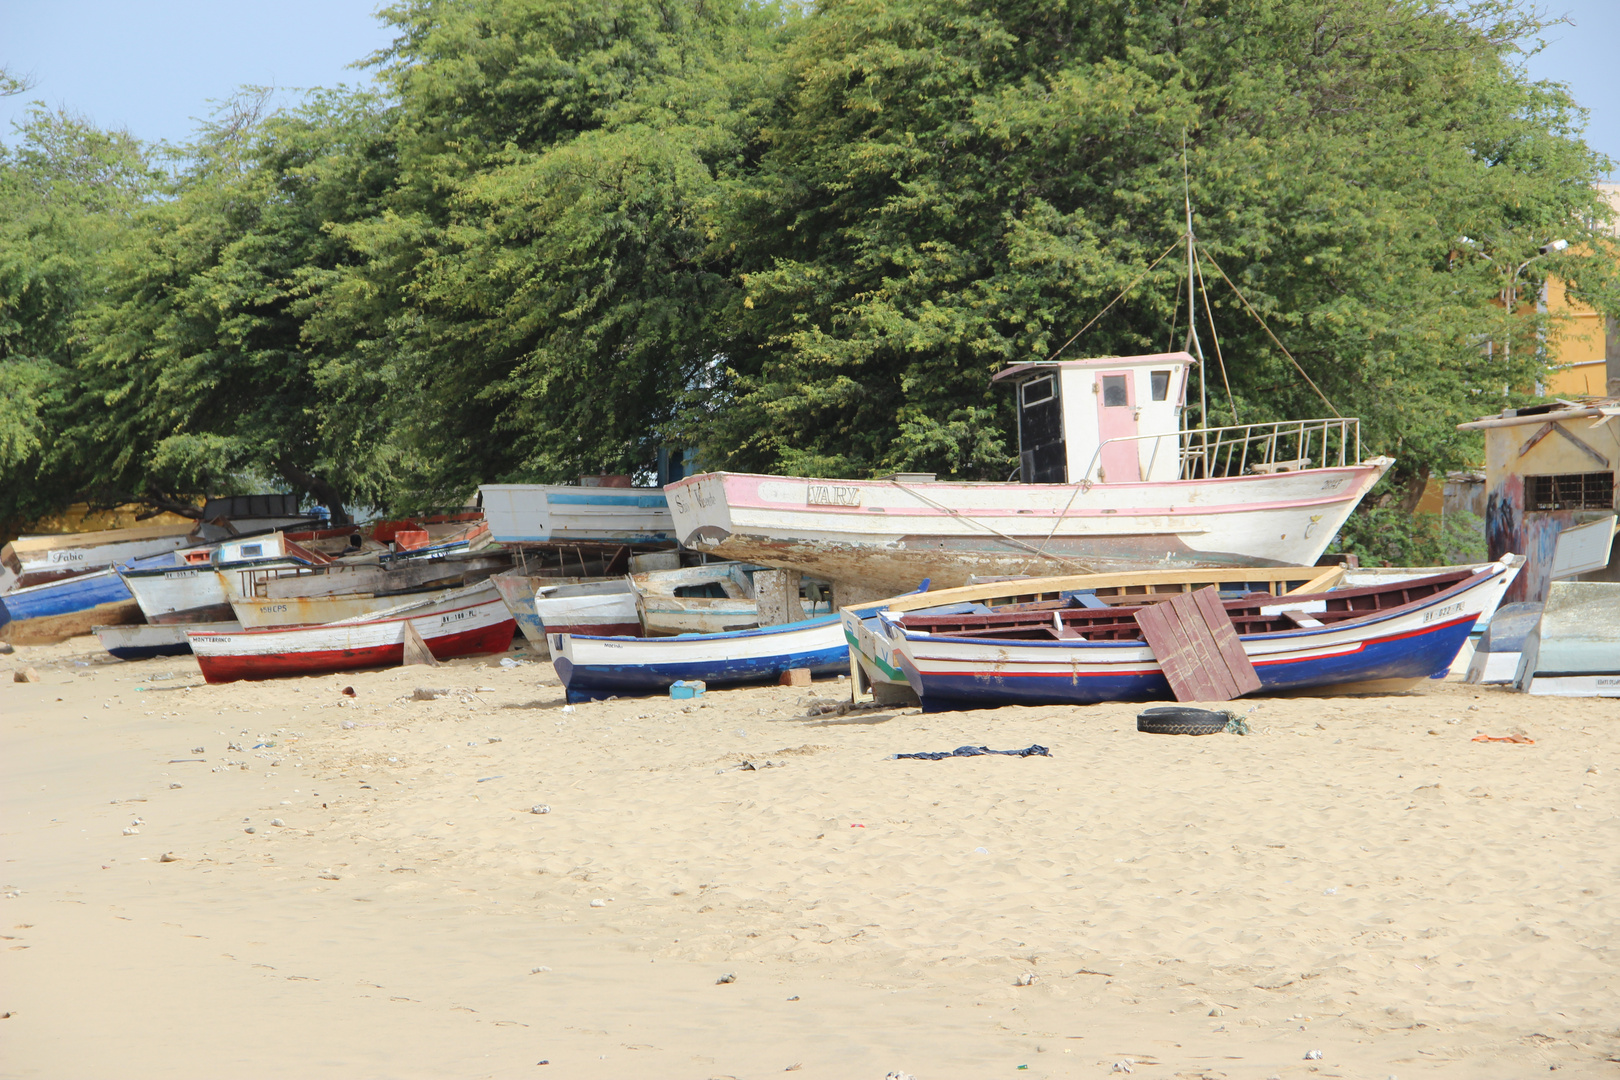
[893,744,1050,761]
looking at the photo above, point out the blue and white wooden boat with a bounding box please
[479,483,674,544]
[884,556,1522,711]
[0,567,144,645]
[842,566,1347,700]
[551,615,848,703]
[94,621,243,660]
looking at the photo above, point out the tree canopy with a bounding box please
[1,0,1615,535]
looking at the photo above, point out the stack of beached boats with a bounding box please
[103,515,508,668]
[0,512,322,646]
[3,347,1549,702]
[545,558,1523,705]
[491,558,831,650]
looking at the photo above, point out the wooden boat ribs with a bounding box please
[898,569,1476,642]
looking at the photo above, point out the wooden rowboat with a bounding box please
[1,522,197,591]
[552,616,849,703]
[187,580,515,683]
[95,621,242,660]
[0,568,144,645]
[883,556,1522,711]
[841,565,1349,700]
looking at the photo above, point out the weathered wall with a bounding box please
[1483,417,1620,604]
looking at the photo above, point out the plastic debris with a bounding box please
[669,680,706,699]
[1304,1050,1323,1060]
[589,898,605,908]
[894,744,1050,761]
[530,804,551,815]
[715,972,736,984]
[1472,734,1534,744]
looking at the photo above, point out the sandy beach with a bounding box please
[2,635,1616,1079]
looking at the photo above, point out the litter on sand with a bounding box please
[1472,734,1535,744]
[892,744,1051,761]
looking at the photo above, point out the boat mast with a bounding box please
[1182,141,1207,427]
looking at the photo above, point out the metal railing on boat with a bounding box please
[1081,417,1362,483]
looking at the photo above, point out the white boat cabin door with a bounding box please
[1016,372,1067,483]
[1094,370,1140,483]
[995,352,1194,486]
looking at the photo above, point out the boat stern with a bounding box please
[665,473,736,550]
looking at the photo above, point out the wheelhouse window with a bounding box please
[1020,375,1055,408]
[1101,374,1128,407]
[1150,370,1170,401]
[1525,472,1614,511]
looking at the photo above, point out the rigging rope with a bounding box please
[886,480,1096,574]
[1198,249,1341,419]
[1043,234,1187,364]
[1193,250,1239,424]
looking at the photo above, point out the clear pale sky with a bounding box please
[1,0,1616,174]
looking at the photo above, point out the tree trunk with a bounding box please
[1395,464,1432,514]
[134,496,203,520]
[274,460,351,525]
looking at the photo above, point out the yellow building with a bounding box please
[1458,400,1618,605]
[1542,182,1619,399]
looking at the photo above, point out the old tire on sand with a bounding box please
[1137,706,1229,735]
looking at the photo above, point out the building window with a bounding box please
[1150,370,1170,401]
[1525,472,1614,511]
[1101,375,1128,407]
[1020,375,1055,408]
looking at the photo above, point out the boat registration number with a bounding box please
[807,484,861,507]
[1423,601,1464,623]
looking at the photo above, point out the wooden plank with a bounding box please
[865,565,1332,616]
[1135,599,1222,700]
[1135,587,1260,702]
[1190,587,1262,698]
[1517,421,1555,459]
[401,621,441,667]
[1282,566,1344,596]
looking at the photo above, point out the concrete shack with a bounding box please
[1459,400,1619,604]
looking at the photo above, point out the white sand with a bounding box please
[2,635,1617,1078]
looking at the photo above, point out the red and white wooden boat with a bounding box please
[187,580,515,683]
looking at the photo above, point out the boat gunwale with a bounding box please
[185,591,504,640]
[889,565,1504,650]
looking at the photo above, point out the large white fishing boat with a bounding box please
[667,351,1391,594]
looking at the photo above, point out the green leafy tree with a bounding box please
[0,105,155,523]
[67,89,403,522]
[706,0,1619,494]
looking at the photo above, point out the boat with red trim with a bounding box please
[186,579,515,683]
[884,556,1522,710]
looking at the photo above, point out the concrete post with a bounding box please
[830,580,895,610]
[754,569,804,626]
